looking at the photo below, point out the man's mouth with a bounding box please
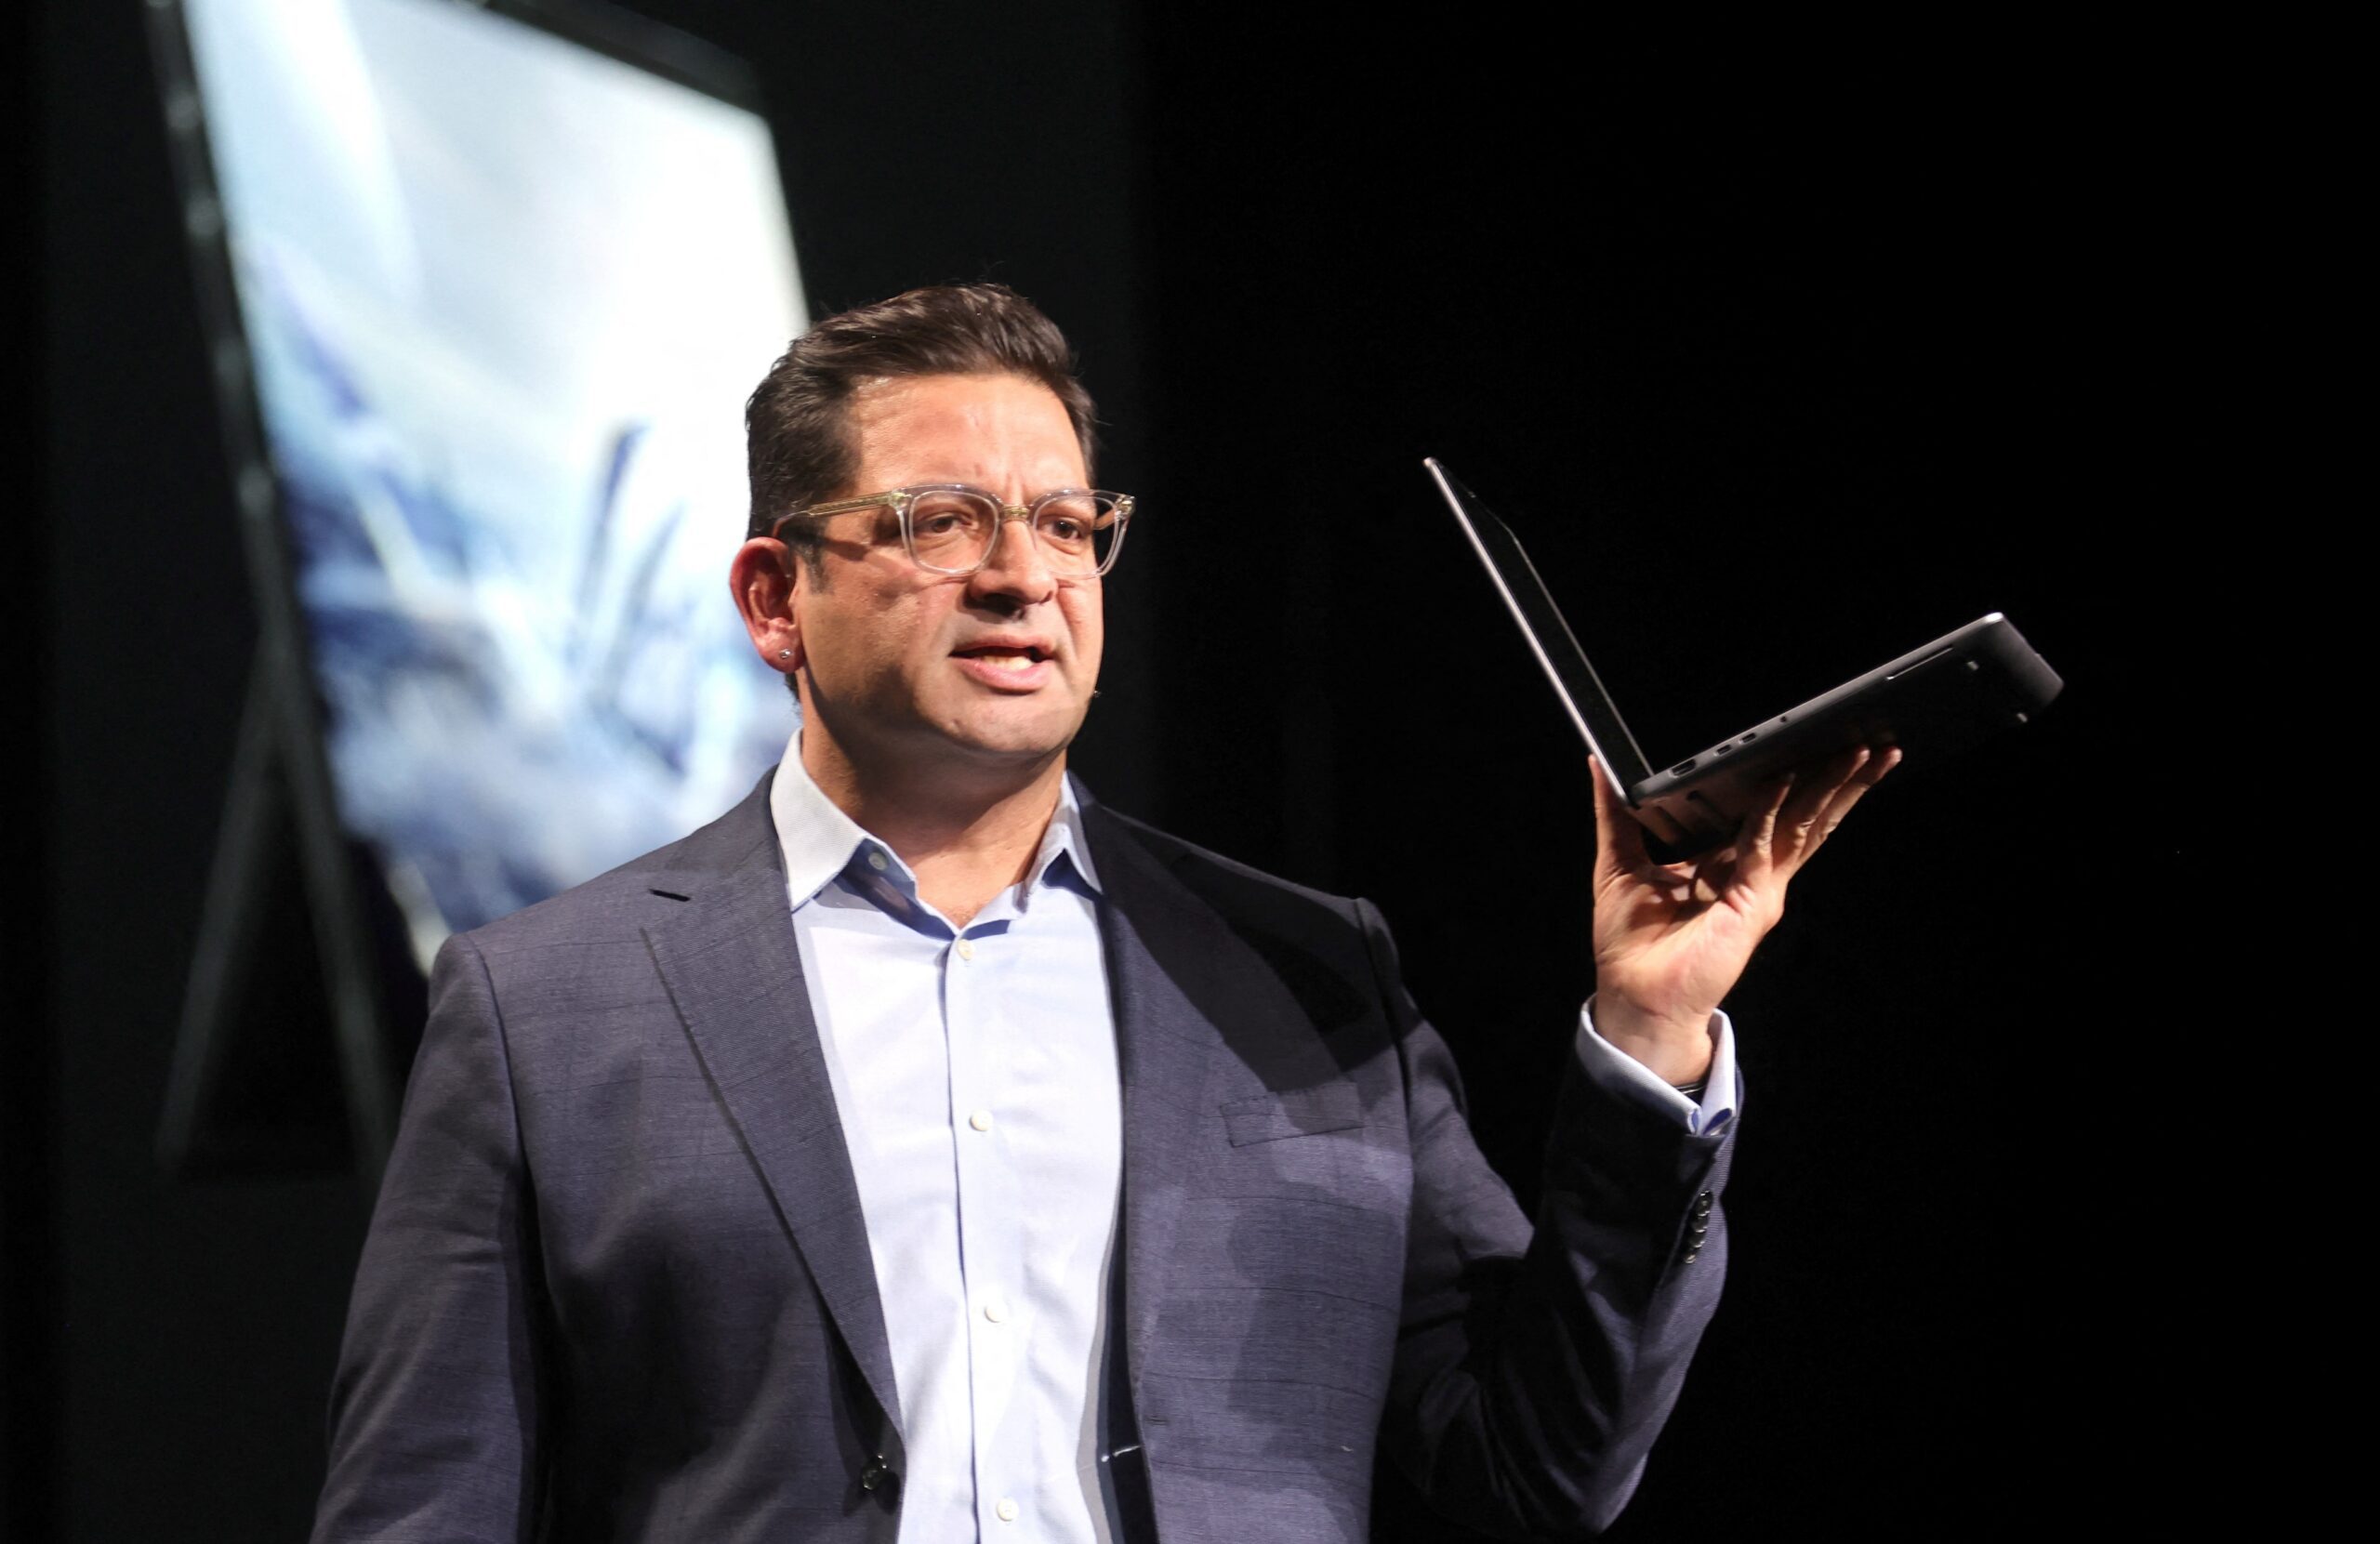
[955,649,1044,670]
[951,640,1055,681]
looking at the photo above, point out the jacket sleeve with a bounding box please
[1359,899,1733,1538]
[312,931,549,1544]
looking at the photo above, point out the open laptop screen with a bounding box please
[1426,460,1655,791]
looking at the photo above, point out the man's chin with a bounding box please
[922,700,1089,768]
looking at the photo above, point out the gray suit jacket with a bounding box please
[314,774,1733,1542]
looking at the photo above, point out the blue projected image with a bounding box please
[184,0,807,967]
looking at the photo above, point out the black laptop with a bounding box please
[1428,458,2063,854]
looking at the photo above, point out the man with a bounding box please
[313,284,1892,1542]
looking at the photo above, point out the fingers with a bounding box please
[1777,747,1863,852]
[1815,744,1898,842]
[1606,742,1899,900]
[1588,756,1651,881]
[1769,743,1901,874]
[1732,770,1792,889]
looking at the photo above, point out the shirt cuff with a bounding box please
[1576,996,1739,1137]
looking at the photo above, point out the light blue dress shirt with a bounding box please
[768,744,1739,1541]
[773,752,1123,1542]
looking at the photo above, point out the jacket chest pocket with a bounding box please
[1211,1082,1408,1223]
[1220,1083,1365,1146]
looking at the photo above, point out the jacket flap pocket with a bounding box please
[1219,1083,1364,1146]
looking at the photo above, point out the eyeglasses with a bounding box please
[775,484,1134,579]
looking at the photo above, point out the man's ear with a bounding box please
[729,537,803,676]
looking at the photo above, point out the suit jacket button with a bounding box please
[860,1457,896,1493]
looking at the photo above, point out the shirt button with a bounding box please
[996,1498,1020,1523]
[955,938,975,961]
[866,851,888,872]
[984,1300,1009,1324]
[969,1109,994,1132]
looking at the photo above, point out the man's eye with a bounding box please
[1038,500,1103,545]
[912,500,986,538]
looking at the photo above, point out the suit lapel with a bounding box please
[1087,803,1381,1405]
[641,780,903,1440]
[1086,807,1241,1389]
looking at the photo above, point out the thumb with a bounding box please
[1589,757,1650,881]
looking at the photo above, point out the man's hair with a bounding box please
[744,284,1099,572]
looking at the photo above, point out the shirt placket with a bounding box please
[945,914,1030,1534]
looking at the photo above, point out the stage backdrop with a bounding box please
[32,4,2183,1539]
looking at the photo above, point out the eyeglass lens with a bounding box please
[907,490,1123,575]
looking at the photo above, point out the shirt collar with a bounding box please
[768,732,1103,915]
[1038,777,1103,895]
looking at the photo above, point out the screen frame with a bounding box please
[146,0,800,1182]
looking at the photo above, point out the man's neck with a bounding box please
[801,733,1066,929]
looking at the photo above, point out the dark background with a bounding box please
[20,3,2203,1539]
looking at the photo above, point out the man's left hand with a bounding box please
[1588,746,1899,1085]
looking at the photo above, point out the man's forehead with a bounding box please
[847,373,1084,486]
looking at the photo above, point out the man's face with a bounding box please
[788,372,1104,778]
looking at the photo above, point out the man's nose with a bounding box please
[969,511,1057,603]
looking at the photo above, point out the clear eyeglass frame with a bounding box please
[774,483,1135,579]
